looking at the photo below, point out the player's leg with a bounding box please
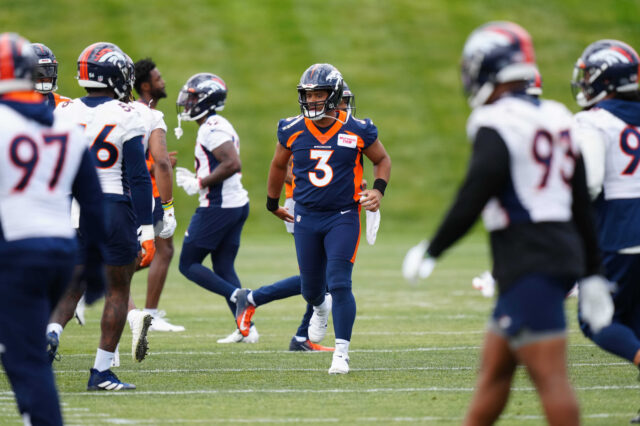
[463,331,517,426]
[47,264,85,362]
[145,235,174,308]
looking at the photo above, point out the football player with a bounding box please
[132,57,183,332]
[570,40,640,423]
[52,42,155,390]
[30,42,70,108]
[0,32,105,424]
[265,64,391,373]
[402,22,612,425]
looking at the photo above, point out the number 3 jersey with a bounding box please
[573,99,640,252]
[278,110,378,211]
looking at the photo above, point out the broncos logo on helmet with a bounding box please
[297,63,344,120]
[30,43,58,94]
[461,21,537,108]
[76,42,133,101]
[571,39,640,108]
[0,32,37,94]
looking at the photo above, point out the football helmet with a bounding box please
[571,39,640,108]
[0,32,36,94]
[526,67,543,97]
[176,73,227,121]
[461,21,537,108]
[30,43,58,94]
[340,82,356,116]
[297,63,343,120]
[76,42,134,100]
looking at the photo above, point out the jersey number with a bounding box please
[9,134,69,192]
[90,124,118,169]
[308,149,334,187]
[532,129,574,189]
[620,125,640,175]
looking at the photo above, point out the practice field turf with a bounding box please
[1,233,637,425]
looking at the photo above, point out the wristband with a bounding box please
[161,199,174,210]
[373,178,387,196]
[266,196,279,212]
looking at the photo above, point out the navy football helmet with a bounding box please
[571,39,640,108]
[76,42,134,100]
[526,67,543,97]
[176,73,227,121]
[0,32,36,94]
[340,82,356,116]
[30,43,58,94]
[297,63,343,120]
[461,21,537,108]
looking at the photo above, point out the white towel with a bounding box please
[366,210,380,245]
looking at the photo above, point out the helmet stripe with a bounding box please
[79,43,99,80]
[0,33,15,80]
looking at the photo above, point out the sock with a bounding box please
[47,323,63,338]
[230,288,239,303]
[93,348,114,372]
[295,336,307,343]
[335,339,350,355]
[247,291,256,306]
[143,308,158,316]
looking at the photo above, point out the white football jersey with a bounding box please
[194,114,248,208]
[131,100,167,152]
[55,97,146,195]
[0,104,88,241]
[467,96,577,231]
[574,108,640,200]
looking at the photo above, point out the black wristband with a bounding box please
[266,196,279,212]
[373,178,387,196]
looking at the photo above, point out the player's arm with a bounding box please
[199,140,241,187]
[148,128,173,203]
[360,139,391,212]
[427,126,509,259]
[267,143,294,222]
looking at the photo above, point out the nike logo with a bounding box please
[341,210,350,215]
[239,313,249,331]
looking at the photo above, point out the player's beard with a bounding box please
[153,87,167,100]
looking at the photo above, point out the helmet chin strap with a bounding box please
[174,114,184,140]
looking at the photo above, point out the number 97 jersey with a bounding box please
[466,96,578,231]
[55,97,146,195]
[278,110,378,211]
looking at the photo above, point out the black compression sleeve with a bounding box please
[427,127,510,258]
[571,155,602,276]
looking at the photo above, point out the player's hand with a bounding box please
[359,189,382,212]
[579,275,614,333]
[138,225,156,267]
[168,151,178,168]
[402,240,436,283]
[176,167,201,196]
[159,204,177,239]
[272,206,294,223]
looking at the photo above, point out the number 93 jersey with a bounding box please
[0,104,89,241]
[55,97,146,195]
[466,96,577,231]
[278,110,378,211]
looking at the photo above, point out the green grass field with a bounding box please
[1,234,638,425]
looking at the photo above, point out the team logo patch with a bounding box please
[337,133,357,149]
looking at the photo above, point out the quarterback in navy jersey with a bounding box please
[266,63,391,374]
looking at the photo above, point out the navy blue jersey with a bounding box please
[278,110,378,211]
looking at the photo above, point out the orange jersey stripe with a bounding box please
[146,154,160,198]
[346,131,365,202]
[285,182,293,198]
[2,91,43,103]
[350,206,362,263]
[286,130,303,149]
[53,92,71,106]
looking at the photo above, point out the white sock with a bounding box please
[295,336,307,342]
[93,348,114,372]
[143,308,158,316]
[247,291,256,306]
[316,296,330,311]
[229,289,239,303]
[335,339,350,355]
[47,323,63,337]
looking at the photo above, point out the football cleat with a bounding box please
[87,368,135,391]
[149,311,185,332]
[128,310,152,362]
[74,295,86,326]
[328,352,350,374]
[289,337,334,352]
[217,324,259,344]
[46,331,60,364]
[308,294,332,343]
[631,410,640,424]
[234,289,255,337]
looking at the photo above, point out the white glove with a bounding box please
[366,210,381,245]
[402,240,437,283]
[579,275,614,334]
[472,271,495,298]
[158,205,177,239]
[176,167,201,196]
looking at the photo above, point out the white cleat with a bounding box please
[309,294,331,343]
[217,325,259,344]
[149,311,185,332]
[128,309,152,362]
[328,352,350,374]
[74,295,86,326]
